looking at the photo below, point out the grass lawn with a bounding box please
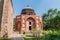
[0,38,11,40]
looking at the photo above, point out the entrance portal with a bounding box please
[26,17,36,32]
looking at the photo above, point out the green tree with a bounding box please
[42,9,60,30]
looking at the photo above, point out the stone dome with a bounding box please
[21,5,36,15]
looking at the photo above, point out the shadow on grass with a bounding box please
[0,38,11,40]
[0,37,24,40]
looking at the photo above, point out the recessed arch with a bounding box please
[26,17,36,31]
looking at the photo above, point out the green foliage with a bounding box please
[13,18,16,31]
[0,38,11,40]
[24,30,60,40]
[31,28,41,37]
[42,9,60,30]
[44,30,60,40]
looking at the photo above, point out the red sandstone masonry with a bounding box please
[16,14,43,34]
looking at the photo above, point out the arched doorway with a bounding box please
[26,17,36,32]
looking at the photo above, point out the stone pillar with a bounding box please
[36,17,40,30]
[1,0,14,38]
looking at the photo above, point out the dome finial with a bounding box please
[23,5,33,10]
[27,5,30,7]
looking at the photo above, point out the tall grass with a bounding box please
[24,30,60,40]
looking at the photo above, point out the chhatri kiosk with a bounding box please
[16,5,43,34]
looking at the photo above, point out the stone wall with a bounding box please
[0,0,14,38]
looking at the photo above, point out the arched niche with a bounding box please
[26,17,36,31]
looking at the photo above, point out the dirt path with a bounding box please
[11,37,24,40]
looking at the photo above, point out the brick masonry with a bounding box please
[16,14,43,34]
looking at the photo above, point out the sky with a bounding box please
[12,0,60,17]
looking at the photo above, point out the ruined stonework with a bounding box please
[0,0,14,38]
[16,15,43,34]
[16,6,43,34]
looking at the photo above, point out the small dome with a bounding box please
[23,5,33,10]
[21,5,36,15]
